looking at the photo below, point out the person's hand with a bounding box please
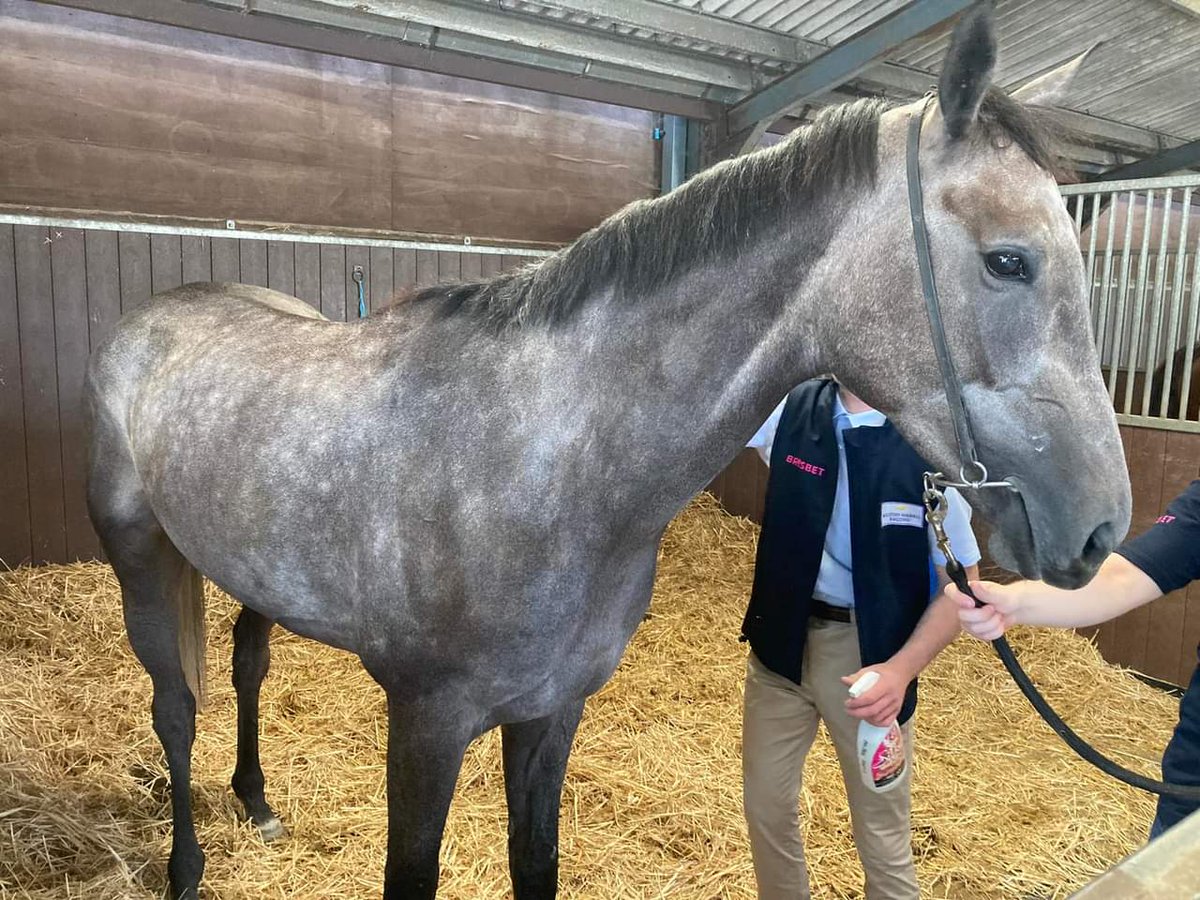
[946,580,1022,641]
[841,662,910,726]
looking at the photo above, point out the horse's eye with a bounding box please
[985,250,1028,281]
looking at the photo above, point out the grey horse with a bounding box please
[83,6,1129,898]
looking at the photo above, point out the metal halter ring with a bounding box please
[925,464,1018,492]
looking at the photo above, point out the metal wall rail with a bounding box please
[0,212,557,257]
[1063,175,1200,432]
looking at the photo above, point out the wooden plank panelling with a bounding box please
[2,4,655,243]
[50,228,100,561]
[85,231,121,351]
[394,249,416,293]
[369,246,393,311]
[14,225,66,564]
[320,244,346,322]
[1,3,393,232]
[211,238,240,283]
[388,69,654,242]
[1096,426,1166,674]
[240,239,268,288]
[460,252,482,283]
[415,250,437,288]
[437,251,461,285]
[0,224,32,566]
[481,253,502,279]
[181,235,212,285]
[268,242,295,296]
[294,243,320,310]
[150,233,182,293]
[118,232,151,313]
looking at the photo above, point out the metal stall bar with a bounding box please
[1180,226,1200,422]
[1084,193,1103,313]
[1123,190,1158,416]
[1140,189,1176,416]
[1094,191,1120,361]
[1159,187,1193,417]
[1106,190,1138,401]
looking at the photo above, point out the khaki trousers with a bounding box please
[743,618,918,900]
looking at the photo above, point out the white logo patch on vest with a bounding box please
[881,502,925,529]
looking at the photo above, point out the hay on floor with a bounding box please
[0,494,1181,899]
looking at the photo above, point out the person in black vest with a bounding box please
[952,479,1200,839]
[741,376,979,900]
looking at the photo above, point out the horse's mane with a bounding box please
[404,87,1063,330]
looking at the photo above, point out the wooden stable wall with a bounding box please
[708,429,1200,689]
[0,0,656,244]
[0,221,541,568]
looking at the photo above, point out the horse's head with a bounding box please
[827,4,1130,588]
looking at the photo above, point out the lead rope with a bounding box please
[923,474,1200,800]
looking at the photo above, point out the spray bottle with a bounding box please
[847,670,907,793]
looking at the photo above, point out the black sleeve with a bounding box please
[1115,480,1200,595]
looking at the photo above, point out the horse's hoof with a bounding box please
[256,816,287,842]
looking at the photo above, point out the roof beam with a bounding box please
[524,0,804,62]
[725,0,975,135]
[1094,139,1200,181]
[263,0,754,89]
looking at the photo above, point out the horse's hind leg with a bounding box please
[105,524,206,899]
[89,416,207,899]
[501,699,586,900]
[230,606,285,840]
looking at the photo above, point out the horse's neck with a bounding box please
[557,237,836,529]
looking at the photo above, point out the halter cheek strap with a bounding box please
[905,92,1013,493]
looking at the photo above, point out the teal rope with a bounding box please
[357,278,367,318]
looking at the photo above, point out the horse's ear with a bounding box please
[1010,45,1097,108]
[937,1,998,141]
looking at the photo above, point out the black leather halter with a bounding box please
[905,94,1012,493]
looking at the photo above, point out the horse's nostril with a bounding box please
[1081,521,1118,566]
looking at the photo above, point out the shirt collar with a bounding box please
[833,391,887,429]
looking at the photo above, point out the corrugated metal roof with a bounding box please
[644,0,1200,141]
[890,0,1200,140]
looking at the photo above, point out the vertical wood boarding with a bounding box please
[50,228,100,561]
[14,225,66,564]
[181,235,212,285]
[294,243,320,310]
[267,242,296,296]
[0,224,31,567]
[239,240,269,289]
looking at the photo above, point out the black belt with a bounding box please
[810,599,852,623]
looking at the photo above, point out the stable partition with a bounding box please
[0,214,549,568]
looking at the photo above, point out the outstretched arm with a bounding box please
[949,553,1162,641]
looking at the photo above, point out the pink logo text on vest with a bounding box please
[784,455,826,477]
[1156,514,1176,525]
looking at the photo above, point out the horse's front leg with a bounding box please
[501,699,586,900]
[382,694,472,900]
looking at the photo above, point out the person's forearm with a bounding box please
[1007,554,1162,628]
[888,582,967,680]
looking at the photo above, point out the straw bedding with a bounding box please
[0,495,1181,899]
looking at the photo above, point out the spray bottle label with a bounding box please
[864,721,906,791]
